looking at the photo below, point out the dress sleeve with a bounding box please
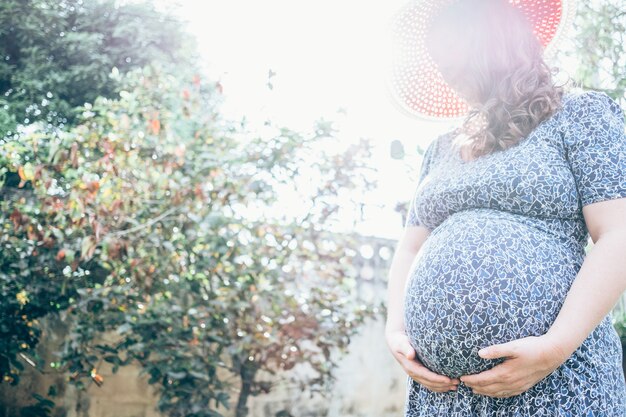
[405,138,438,228]
[562,91,626,208]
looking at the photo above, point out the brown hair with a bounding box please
[425,0,565,160]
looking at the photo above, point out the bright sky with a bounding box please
[157,0,578,240]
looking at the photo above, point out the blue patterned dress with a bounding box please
[403,91,626,416]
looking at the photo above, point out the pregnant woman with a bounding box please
[384,0,626,415]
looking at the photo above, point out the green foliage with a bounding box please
[0,63,379,416]
[614,311,626,346]
[0,0,196,137]
[19,394,55,417]
[561,0,626,105]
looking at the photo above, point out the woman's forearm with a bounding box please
[385,245,420,334]
[544,229,626,361]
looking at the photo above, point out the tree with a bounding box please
[0,0,196,138]
[556,0,626,105]
[0,62,380,416]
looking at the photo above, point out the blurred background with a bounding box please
[0,1,624,416]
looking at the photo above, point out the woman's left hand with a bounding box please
[459,335,570,398]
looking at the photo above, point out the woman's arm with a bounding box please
[543,197,626,360]
[385,225,461,393]
[384,225,430,334]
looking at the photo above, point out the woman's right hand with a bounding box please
[386,329,460,393]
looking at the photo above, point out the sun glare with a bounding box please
[154,0,573,239]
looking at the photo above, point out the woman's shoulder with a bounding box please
[559,89,624,121]
[425,128,459,160]
[414,129,457,173]
[557,89,625,150]
[420,129,452,156]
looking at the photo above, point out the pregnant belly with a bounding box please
[404,209,583,378]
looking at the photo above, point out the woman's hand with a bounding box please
[459,335,568,398]
[386,329,460,393]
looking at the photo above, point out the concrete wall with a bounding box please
[244,318,406,417]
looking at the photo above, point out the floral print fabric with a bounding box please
[403,91,626,416]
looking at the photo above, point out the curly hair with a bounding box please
[425,0,566,160]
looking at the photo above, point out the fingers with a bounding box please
[467,376,529,398]
[386,332,458,392]
[461,366,527,398]
[471,385,524,398]
[460,365,507,387]
[393,334,415,359]
[396,353,459,392]
[469,380,509,395]
[401,356,453,384]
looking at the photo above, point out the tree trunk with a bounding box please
[235,360,258,417]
